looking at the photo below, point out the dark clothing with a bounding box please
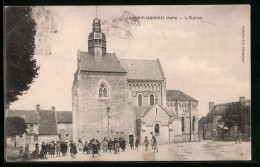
[135,139,139,148]
[130,139,134,149]
[121,139,126,151]
[92,143,99,154]
[108,140,112,152]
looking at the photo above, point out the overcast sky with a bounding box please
[9,5,250,118]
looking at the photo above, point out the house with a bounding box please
[5,104,72,147]
[199,97,251,141]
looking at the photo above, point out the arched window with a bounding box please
[192,116,195,132]
[155,123,159,134]
[150,94,155,106]
[181,117,185,132]
[99,83,108,98]
[138,94,143,106]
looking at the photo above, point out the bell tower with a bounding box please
[88,18,107,57]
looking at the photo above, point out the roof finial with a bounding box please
[96,6,98,18]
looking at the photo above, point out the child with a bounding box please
[19,146,23,158]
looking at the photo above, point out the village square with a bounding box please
[5,6,251,161]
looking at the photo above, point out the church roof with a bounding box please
[134,106,151,118]
[79,51,127,73]
[166,90,198,102]
[119,59,165,81]
[56,111,72,123]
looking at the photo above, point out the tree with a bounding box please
[221,102,250,133]
[5,7,39,107]
[6,117,27,147]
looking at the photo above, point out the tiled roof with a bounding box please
[56,111,72,123]
[6,110,39,124]
[140,104,174,117]
[38,110,58,135]
[166,90,198,102]
[134,106,151,118]
[79,51,127,73]
[119,59,164,80]
[204,99,251,123]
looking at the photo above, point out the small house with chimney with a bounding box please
[199,97,251,141]
[5,104,73,148]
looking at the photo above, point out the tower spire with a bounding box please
[96,6,98,18]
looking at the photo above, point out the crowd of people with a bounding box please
[18,135,158,160]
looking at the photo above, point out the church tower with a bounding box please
[88,18,107,58]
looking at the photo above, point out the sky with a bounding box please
[9,5,251,118]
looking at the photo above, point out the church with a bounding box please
[72,18,199,144]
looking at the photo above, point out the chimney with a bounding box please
[209,102,214,112]
[239,97,245,102]
[36,104,40,112]
[51,106,55,112]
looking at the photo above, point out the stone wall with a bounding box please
[73,71,136,142]
[58,123,73,141]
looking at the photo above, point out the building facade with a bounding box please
[6,105,72,148]
[72,18,199,143]
[199,97,251,141]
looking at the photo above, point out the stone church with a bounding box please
[72,18,199,144]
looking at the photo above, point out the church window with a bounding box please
[155,123,159,134]
[149,94,155,106]
[98,83,109,98]
[181,117,185,132]
[192,116,195,132]
[138,94,143,106]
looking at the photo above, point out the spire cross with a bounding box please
[96,6,98,17]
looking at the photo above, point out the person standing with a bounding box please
[238,131,242,144]
[135,137,139,150]
[144,136,149,151]
[153,136,158,153]
[102,137,108,152]
[24,143,30,160]
[72,142,77,158]
[83,141,89,154]
[91,139,101,157]
[114,139,120,154]
[41,142,47,159]
[70,141,74,158]
[108,139,112,153]
[50,142,55,158]
[35,143,39,159]
[129,137,134,150]
[56,141,61,157]
[121,138,126,152]
[19,146,23,158]
[78,138,83,152]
